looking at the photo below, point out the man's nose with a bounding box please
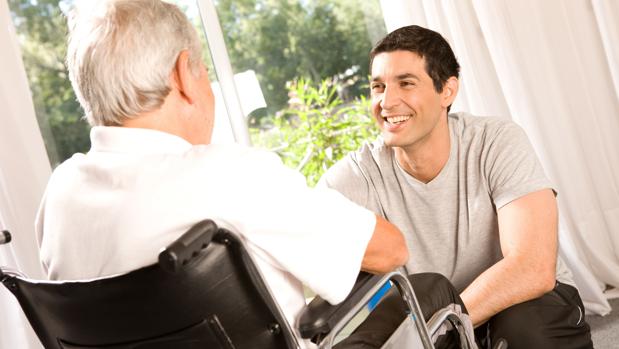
[380,85,400,110]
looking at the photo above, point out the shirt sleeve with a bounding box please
[484,121,555,209]
[318,152,373,210]
[230,150,376,305]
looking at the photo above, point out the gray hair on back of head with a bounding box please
[66,0,202,126]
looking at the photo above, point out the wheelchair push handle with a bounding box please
[0,230,11,245]
[0,231,13,280]
[158,219,219,273]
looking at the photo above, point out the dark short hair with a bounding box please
[370,25,460,94]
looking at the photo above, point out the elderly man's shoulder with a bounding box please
[48,152,86,177]
[187,143,286,169]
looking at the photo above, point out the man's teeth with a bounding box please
[385,115,411,124]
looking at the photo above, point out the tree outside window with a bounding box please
[9,0,384,185]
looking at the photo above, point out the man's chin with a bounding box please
[382,135,400,148]
[382,134,414,149]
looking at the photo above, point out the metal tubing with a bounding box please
[427,308,475,349]
[319,273,396,348]
[195,0,252,146]
[320,268,436,349]
[390,269,435,349]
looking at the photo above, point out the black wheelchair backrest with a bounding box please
[0,220,296,349]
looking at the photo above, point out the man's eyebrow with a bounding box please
[371,73,420,82]
[396,73,420,80]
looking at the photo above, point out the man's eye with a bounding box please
[401,81,415,87]
[371,84,384,90]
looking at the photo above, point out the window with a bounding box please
[8,0,88,167]
[213,0,385,185]
[9,0,385,185]
[7,0,225,167]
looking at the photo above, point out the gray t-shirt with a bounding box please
[321,112,573,291]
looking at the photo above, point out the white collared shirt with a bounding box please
[36,126,375,346]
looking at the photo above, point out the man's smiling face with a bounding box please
[370,50,451,150]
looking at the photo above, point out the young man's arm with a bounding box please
[318,152,408,274]
[459,188,558,326]
[362,214,409,274]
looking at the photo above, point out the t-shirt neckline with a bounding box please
[393,116,457,189]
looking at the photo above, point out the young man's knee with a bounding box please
[488,288,593,349]
[409,272,453,292]
[411,273,458,300]
[408,272,464,320]
[489,303,550,348]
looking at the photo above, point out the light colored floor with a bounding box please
[587,298,619,349]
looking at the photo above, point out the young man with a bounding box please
[321,25,593,348]
[36,3,465,348]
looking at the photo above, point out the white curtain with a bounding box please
[379,0,619,315]
[0,2,617,348]
[0,0,49,347]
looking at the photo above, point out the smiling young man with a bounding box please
[321,25,593,348]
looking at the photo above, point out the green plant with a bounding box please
[251,78,379,186]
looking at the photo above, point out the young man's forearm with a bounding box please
[361,214,409,274]
[463,189,559,326]
[460,255,555,326]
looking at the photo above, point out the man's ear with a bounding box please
[171,50,197,104]
[441,76,459,108]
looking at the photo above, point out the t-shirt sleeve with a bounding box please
[484,122,555,209]
[318,153,373,209]
[231,150,376,305]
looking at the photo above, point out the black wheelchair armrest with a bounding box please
[298,271,384,343]
[158,220,218,273]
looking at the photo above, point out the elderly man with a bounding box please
[36,1,471,348]
[321,25,593,348]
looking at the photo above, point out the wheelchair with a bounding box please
[0,221,481,348]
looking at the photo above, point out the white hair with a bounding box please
[66,0,202,126]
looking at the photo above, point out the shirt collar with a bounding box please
[89,126,193,154]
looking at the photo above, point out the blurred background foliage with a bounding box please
[251,78,379,186]
[8,0,384,184]
[8,0,89,167]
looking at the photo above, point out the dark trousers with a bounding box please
[336,272,466,348]
[337,275,593,349]
[474,281,593,349]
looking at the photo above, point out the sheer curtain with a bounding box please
[379,0,619,315]
[0,0,49,347]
